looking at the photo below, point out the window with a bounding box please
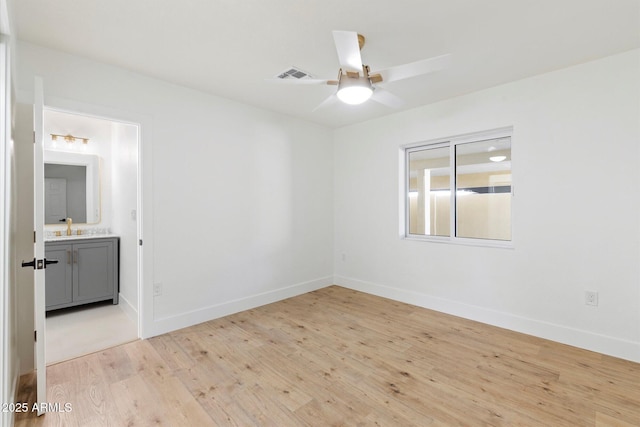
[404,128,512,245]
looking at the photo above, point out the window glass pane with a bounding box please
[407,146,450,236]
[455,137,511,240]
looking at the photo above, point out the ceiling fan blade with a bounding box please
[332,30,363,73]
[312,94,338,112]
[374,53,451,84]
[265,78,329,85]
[371,88,405,109]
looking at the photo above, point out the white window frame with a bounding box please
[401,127,514,248]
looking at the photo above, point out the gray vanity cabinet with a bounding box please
[45,237,119,311]
[44,244,73,307]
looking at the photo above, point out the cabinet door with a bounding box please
[73,240,115,303]
[45,244,73,309]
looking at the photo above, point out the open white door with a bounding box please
[28,76,48,416]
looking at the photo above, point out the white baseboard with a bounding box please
[150,276,333,337]
[334,275,640,363]
[118,293,138,325]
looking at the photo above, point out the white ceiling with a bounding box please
[13,0,640,128]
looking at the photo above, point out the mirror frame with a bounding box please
[44,150,101,225]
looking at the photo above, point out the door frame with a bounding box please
[39,95,154,339]
[0,30,13,427]
[33,76,47,415]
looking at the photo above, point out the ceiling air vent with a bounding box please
[276,67,313,80]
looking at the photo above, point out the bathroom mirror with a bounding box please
[44,151,101,225]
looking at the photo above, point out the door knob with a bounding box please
[21,258,59,270]
[21,259,36,269]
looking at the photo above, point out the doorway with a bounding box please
[42,108,141,364]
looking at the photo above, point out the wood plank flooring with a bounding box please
[14,286,640,426]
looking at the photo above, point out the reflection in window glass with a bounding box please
[407,146,450,237]
[455,137,511,241]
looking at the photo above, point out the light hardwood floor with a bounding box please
[14,286,640,426]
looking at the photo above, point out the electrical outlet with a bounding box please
[585,291,598,306]
[153,282,163,297]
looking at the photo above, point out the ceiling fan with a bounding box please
[268,30,451,110]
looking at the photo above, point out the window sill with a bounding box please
[403,234,514,249]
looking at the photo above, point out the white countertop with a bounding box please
[45,233,119,242]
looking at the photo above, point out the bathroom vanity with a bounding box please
[44,235,119,312]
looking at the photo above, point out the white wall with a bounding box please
[0,94,18,427]
[110,121,139,317]
[1,0,20,419]
[334,49,640,362]
[15,41,334,368]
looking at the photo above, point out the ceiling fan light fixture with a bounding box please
[336,75,373,105]
[337,86,373,105]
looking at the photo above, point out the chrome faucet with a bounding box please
[66,218,73,236]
